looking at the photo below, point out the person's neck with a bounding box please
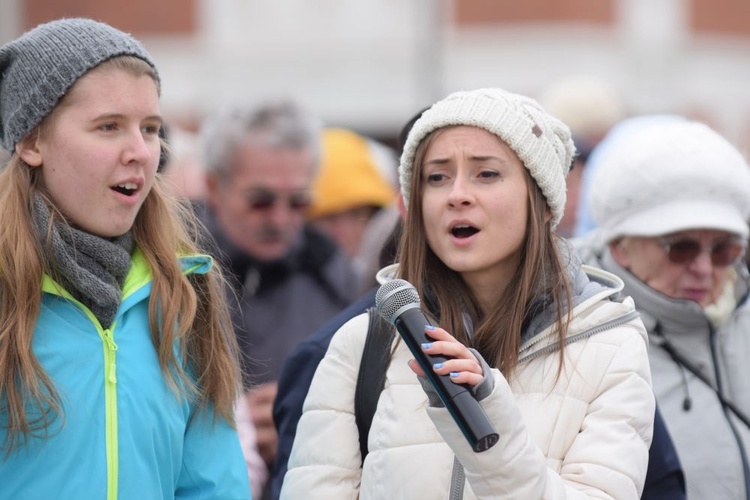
[462,272,512,315]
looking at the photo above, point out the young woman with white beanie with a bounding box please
[282,88,655,499]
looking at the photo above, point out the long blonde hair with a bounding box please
[0,56,242,453]
[397,128,572,377]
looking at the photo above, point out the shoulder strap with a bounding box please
[355,307,395,463]
[655,333,750,429]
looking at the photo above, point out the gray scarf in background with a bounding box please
[32,194,134,329]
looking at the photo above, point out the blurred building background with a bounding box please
[2,0,750,151]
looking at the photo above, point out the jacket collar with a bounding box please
[43,247,214,301]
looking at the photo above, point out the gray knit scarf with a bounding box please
[32,194,134,329]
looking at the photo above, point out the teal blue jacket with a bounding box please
[0,250,250,500]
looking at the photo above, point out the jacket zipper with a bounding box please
[448,456,465,500]
[517,279,625,355]
[100,326,119,500]
[39,252,206,500]
[518,310,641,365]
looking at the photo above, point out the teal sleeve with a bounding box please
[176,408,251,499]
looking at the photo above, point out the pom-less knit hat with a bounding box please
[399,88,576,229]
[0,17,159,152]
[590,119,750,242]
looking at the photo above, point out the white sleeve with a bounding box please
[426,326,654,499]
[280,313,369,500]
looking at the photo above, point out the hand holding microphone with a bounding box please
[406,326,484,387]
[376,279,499,452]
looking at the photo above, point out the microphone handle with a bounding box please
[394,306,499,452]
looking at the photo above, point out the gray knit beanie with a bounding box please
[400,88,576,229]
[0,18,159,152]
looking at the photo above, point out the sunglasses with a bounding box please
[243,190,311,212]
[659,237,746,267]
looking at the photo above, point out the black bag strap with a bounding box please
[355,307,395,463]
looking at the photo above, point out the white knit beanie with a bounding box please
[590,119,750,242]
[399,88,576,229]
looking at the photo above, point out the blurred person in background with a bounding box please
[198,100,356,499]
[572,114,684,238]
[236,385,271,500]
[159,123,208,203]
[574,119,750,500]
[160,121,267,498]
[538,74,626,238]
[269,110,423,499]
[308,127,400,295]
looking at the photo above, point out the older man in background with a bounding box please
[199,100,356,498]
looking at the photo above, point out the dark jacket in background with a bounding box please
[271,288,376,498]
[198,204,357,387]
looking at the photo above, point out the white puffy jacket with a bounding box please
[282,264,654,499]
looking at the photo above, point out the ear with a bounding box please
[204,173,221,209]
[396,193,407,220]
[544,207,552,224]
[608,239,630,268]
[15,133,43,167]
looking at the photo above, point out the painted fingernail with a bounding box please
[421,342,432,349]
[450,372,459,378]
[433,362,443,369]
[425,325,436,331]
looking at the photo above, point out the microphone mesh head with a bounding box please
[375,278,421,324]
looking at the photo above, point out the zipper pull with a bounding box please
[109,361,117,384]
[103,330,119,352]
[103,329,118,384]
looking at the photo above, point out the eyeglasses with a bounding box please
[243,190,311,212]
[659,237,747,267]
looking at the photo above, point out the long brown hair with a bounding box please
[397,127,572,377]
[0,56,242,453]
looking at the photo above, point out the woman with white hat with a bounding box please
[575,118,750,500]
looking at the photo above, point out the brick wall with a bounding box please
[23,0,197,35]
[454,0,615,25]
[691,0,750,36]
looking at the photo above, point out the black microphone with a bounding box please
[375,278,499,452]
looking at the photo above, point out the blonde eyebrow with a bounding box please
[93,113,163,125]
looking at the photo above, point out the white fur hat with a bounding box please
[399,88,575,229]
[590,120,750,242]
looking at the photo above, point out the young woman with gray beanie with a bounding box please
[282,88,654,498]
[0,18,250,498]
[574,118,750,500]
